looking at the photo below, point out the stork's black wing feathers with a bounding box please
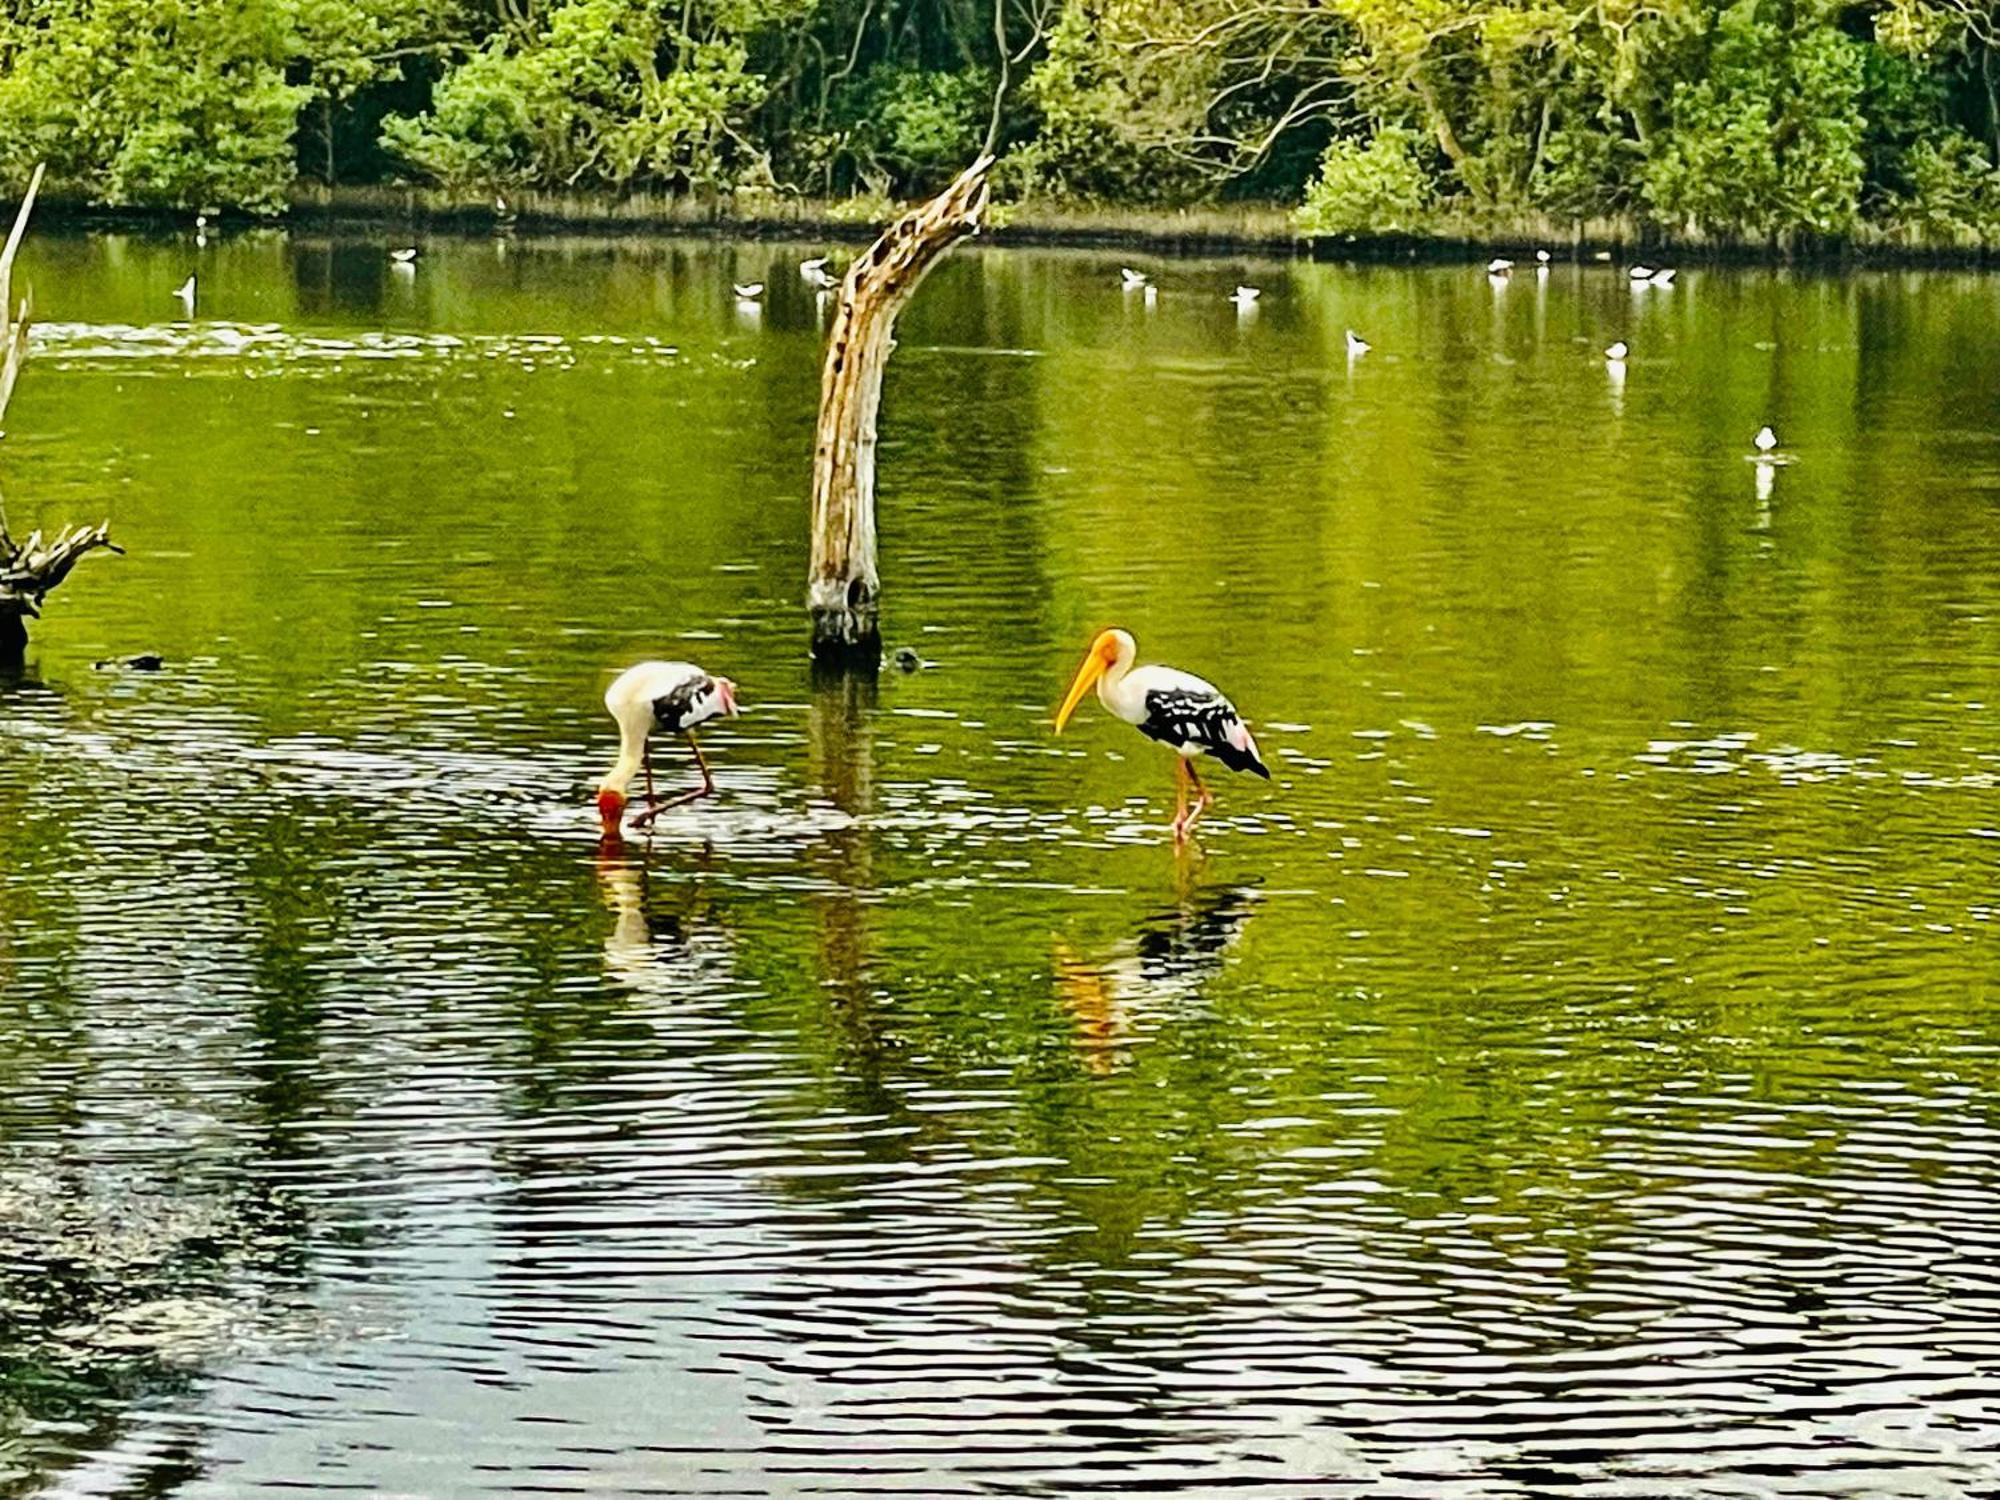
[651,673,717,731]
[1138,688,1270,778]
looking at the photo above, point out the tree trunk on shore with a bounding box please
[2,164,120,666]
[807,154,992,666]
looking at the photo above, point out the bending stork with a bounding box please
[1055,628,1269,843]
[597,661,739,831]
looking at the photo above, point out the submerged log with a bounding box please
[807,155,993,665]
[2,164,119,664]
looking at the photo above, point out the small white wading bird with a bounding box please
[1536,249,1551,264]
[1346,328,1371,356]
[597,662,741,832]
[1649,266,1677,285]
[1605,339,1629,361]
[1751,425,1781,459]
[1055,628,1269,844]
[799,255,830,280]
[1629,264,1654,281]
[1120,266,1150,289]
[1487,257,1513,276]
[391,246,419,264]
[1230,285,1260,307]
[173,275,195,313]
[733,281,764,301]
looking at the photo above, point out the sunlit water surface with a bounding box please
[4,233,2000,1497]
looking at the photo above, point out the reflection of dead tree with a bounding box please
[808,672,885,1071]
[2,165,120,663]
[807,155,991,664]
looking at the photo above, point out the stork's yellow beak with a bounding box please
[1055,639,1111,733]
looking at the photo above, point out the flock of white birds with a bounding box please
[160,225,1783,462]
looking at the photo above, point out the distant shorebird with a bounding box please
[391,247,418,264]
[173,275,195,313]
[1605,339,1629,361]
[1753,425,1779,455]
[1120,267,1150,289]
[1229,285,1260,307]
[1346,328,1371,356]
[801,260,838,290]
[1629,265,1653,281]
[799,255,829,278]
[732,282,764,301]
[1536,249,1551,264]
[1487,257,1513,276]
[1649,267,1677,285]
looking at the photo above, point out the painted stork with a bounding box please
[1055,628,1269,843]
[596,661,740,831]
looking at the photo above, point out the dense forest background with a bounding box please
[6,0,2000,240]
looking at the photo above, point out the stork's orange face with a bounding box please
[597,787,627,831]
[1055,630,1122,733]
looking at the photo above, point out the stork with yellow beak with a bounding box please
[1055,628,1270,843]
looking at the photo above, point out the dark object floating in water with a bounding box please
[892,646,922,672]
[95,653,163,671]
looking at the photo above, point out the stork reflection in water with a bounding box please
[1054,884,1262,1074]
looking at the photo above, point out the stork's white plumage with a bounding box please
[802,260,838,289]
[597,660,740,831]
[391,246,419,263]
[173,275,195,312]
[733,282,764,300]
[1487,257,1513,275]
[1120,267,1150,289]
[1230,285,1260,307]
[1605,339,1629,361]
[1345,328,1370,356]
[1056,628,1268,844]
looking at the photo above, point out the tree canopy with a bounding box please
[4,0,2000,239]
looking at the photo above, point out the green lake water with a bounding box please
[3,232,1999,1496]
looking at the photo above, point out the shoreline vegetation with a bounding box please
[12,183,2000,269]
[13,2,2000,267]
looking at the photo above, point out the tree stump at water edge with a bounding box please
[1,163,121,665]
[808,154,993,666]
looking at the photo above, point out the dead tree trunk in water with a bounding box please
[1,164,120,665]
[808,155,992,666]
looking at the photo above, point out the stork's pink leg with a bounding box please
[1184,759,1212,836]
[1172,758,1191,843]
[637,733,715,821]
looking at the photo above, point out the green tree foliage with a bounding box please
[3,0,2000,241]
[0,0,308,211]
[1297,128,1432,234]
[379,0,811,191]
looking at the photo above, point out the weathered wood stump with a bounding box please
[807,155,992,666]
[2,164,119,665]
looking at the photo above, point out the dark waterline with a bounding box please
[3,233,1999,1497]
